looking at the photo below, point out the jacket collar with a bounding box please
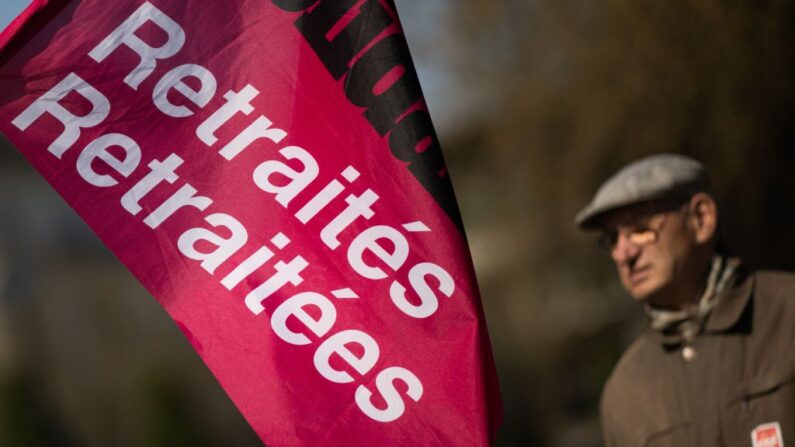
[643,261,753,346]
[704,268,753,332]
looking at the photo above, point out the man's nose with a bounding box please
[611,233,640,264]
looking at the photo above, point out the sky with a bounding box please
[0,0,31,32]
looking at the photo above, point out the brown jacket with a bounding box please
[601,270,795,446]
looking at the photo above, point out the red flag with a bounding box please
[0,0,45,50]
[0,1,502,445]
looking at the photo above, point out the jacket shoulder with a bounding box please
[599,335,659,446]
[747,270,795,366]
[752,270,795,319]
[601,335,652,405]
[754,270,795,298]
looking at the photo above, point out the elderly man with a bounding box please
[576,154,794,447]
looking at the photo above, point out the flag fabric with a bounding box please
[0,0,47,50]
[0,1,502,445]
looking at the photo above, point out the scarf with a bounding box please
[645,256,740,347]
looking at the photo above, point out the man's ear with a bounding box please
[689,192,718,245]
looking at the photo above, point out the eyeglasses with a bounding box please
[597,203,689,252]
[597,215,666,251]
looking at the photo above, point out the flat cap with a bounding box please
[576,154,708,230]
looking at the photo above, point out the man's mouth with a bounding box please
[628,265,651,284]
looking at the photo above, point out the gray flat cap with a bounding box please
[576,154,708,230]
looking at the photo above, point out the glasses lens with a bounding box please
[597,232,617,250]
[627,229,657,246]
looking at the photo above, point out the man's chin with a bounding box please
[626,280,662,302]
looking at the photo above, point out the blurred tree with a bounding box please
[0,372,75,447]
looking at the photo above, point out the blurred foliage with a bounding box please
[137,371,212,447]
[0,372,75,446]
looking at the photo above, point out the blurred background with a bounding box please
[2,1,795,446]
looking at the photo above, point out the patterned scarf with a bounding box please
[645,256,740,346]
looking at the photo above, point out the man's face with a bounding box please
[599,201,698,304]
